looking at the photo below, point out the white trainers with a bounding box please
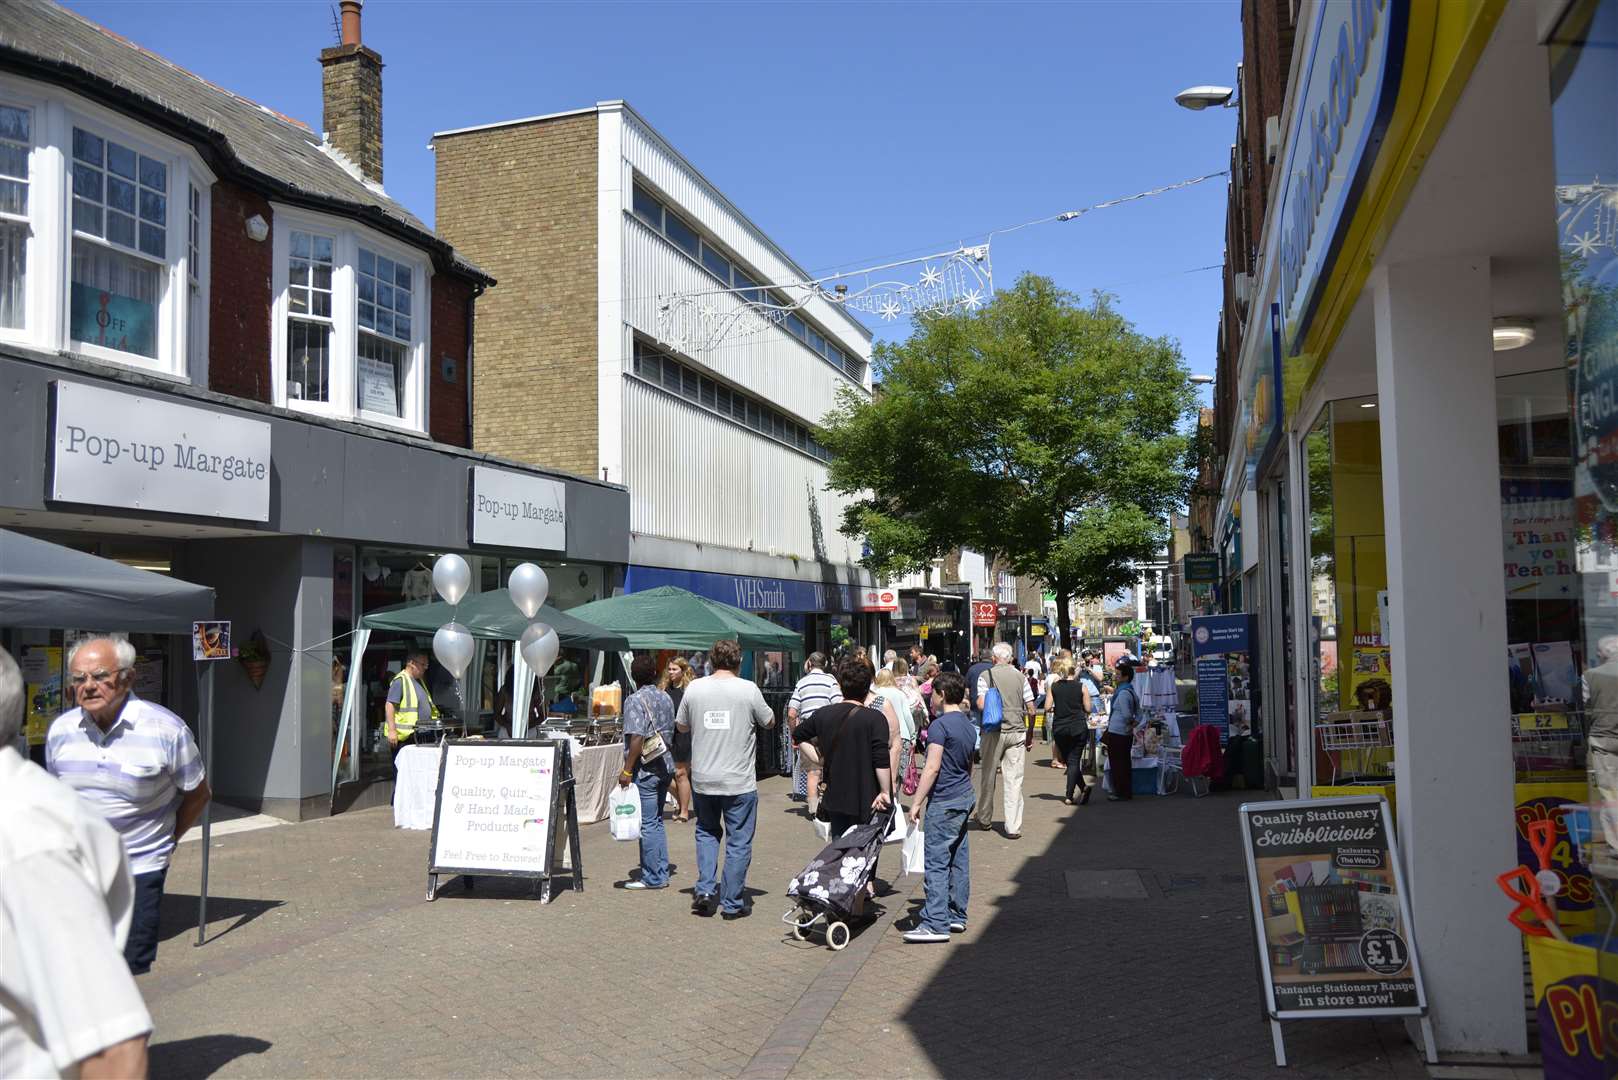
[903,929,951,944]
[948,922,966,933]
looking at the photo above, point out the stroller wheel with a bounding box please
[827,921,851,951]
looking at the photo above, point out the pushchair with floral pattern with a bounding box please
[782,807,895,950]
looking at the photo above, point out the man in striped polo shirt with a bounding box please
[787,652,839,817]
[47,637,210,975]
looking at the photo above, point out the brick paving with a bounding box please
[140,749,1436,1078]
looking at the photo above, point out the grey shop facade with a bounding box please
[0,346,629,819]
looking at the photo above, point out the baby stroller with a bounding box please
[783,807,895,951]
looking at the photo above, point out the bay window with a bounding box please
[272,209,430,431]
[0,77,211,378]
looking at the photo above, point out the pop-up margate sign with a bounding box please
[1238,795,1435,1067]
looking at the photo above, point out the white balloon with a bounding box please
[432,554,471,607]
[508,563,550,619]
[519,622,557,675]
[433,621,474,679]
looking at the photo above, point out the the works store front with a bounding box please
[0,348,629,820]
[1212,0,1618,1054]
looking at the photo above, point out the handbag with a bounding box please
[902,746,921,796]
[639,728,669,764]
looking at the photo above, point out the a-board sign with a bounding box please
[427,739,583,902]
[1238,795,1434,1066]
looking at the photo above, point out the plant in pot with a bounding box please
[238,630,271,689]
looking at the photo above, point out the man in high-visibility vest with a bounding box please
[385,652,439,750]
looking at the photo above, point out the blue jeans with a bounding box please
[693,790,759,914]
[919,798,971,933]
[126,866,167,974]
[636,766,672,887]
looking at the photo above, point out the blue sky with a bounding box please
[68,0,1240,384]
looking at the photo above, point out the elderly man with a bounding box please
[974,642,1035,838]
[47,637,209,976]
[4,648,153,1079]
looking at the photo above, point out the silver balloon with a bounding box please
[432,554,471,606]
[508,562,550,619]
[519,622,556,675]
[433,621,474,679]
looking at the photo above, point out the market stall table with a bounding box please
[393,743,441,830]
[570,742,625,824]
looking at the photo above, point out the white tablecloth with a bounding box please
[393,743,443,830]
[572,743,624,825]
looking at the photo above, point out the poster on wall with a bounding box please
[70,283,156,358]
[357,355,400,416]
[20,645,61,747]
[1239,796,1433,1064]
[1533,641,1579,705]
[1346,633,1391,711]
[1501,479,1576,599]
[1196,656,1229,743]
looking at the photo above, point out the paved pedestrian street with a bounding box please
[144,756,1433,1080]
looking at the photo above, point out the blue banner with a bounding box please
[624,564,863,614]
[1196,656,1229,744]
[1191,613,1253,657]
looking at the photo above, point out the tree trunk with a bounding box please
[1054,584,1073,652]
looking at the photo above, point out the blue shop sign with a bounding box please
[624,564,862,614]
[1191,613,1253,657]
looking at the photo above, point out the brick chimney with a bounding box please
[319,0,383,184]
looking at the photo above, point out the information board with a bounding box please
[1238,795,1433,1066]
[427,739,582,902]
[1196,656,1229,742]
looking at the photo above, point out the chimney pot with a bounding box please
[339,0,363,46]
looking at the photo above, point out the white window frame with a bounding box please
[0,73,212,382]
[269,204,431,434]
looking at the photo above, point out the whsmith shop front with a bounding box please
[1211,0,1618,1054]
[0,350,629,820]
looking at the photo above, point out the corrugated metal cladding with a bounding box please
[624,217,854,428]
[619,114,871,363]
[623,378,864,563]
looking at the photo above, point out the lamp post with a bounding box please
[1174,85,1236,111]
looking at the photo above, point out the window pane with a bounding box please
[639,351,659,381]
[375,309,394,337]
[359,247,374,276]
[107,212,135,249]
[138,222,163,259]
[700,376,716,407]
[357,331,405,417]
[394,314,410,338]
[358,301,375,329]
[107,176,135,214]
[785,313,806,340]
[292,230,311,259]
[808,329,827,357]
[71,240,160,358]
[0,178,23,217]
[0,140,26,184]
[663,212,699,258]
[106,142,136,180]
[0,106,27,143]
[682,367,698,399]
[72,162,101,201]
[138,155,166,193]
[358,273,374,303]
[312,235,332,262]
[632,186,662,228]
[72,128,102,167]
[662,358,681,392]
[139,188,164,226]
[701,242,731,283]
[0,219,24,330]
[395,263,411,290]
[72,200,101,236]
[287,317,331,402]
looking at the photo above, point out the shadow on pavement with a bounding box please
[148,1034,272,1079]
[159,893,285,944]
[895,786,1429,1079]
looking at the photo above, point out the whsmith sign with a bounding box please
[1275,0,1409,355]
[48,381,272,521]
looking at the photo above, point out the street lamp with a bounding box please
[1174,85,1236,111]
[1190,374,1214,385]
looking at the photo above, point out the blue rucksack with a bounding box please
[981,684,1004,732]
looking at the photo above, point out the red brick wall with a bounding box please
[429,273,473,447]
[208,181,273,402]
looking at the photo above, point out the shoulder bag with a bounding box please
[981,673,1004,732]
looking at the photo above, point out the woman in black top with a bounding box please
[1046,657,1092,805]
[660,657,695,822]
[794,652,893,840]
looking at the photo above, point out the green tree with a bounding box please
[819,273,1197,648]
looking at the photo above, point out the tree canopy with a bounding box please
[819,273,1198,645]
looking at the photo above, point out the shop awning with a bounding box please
[566,586,803,652]
[0,528,214,632]
[359,588,628,651]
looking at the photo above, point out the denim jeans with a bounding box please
[919,797,971,933]
[693,790,759,914]
[635,765,672,887]
[126,866,167,974]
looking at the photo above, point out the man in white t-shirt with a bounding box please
[0,649,152,1079]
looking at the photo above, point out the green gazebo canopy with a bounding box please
[566,586,803,652]
[360,588,628,651]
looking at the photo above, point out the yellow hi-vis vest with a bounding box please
[390,671,439,738]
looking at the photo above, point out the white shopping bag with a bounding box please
[901,825,925,875]
[813,817,831,842]
[884,808,907,845]
[608,784,641,841]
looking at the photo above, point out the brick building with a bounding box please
[0,0,628,818]
[434,102,881,654]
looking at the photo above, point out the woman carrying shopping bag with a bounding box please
[618,654,677,888]
[903,671,976,944]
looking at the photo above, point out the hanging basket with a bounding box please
[237,629,271,690]
[239,658,269,689]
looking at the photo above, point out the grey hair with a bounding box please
[0,649,22,747]
[992,642,1015,663]
[883,649,897,663]
[67,636,137,672]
